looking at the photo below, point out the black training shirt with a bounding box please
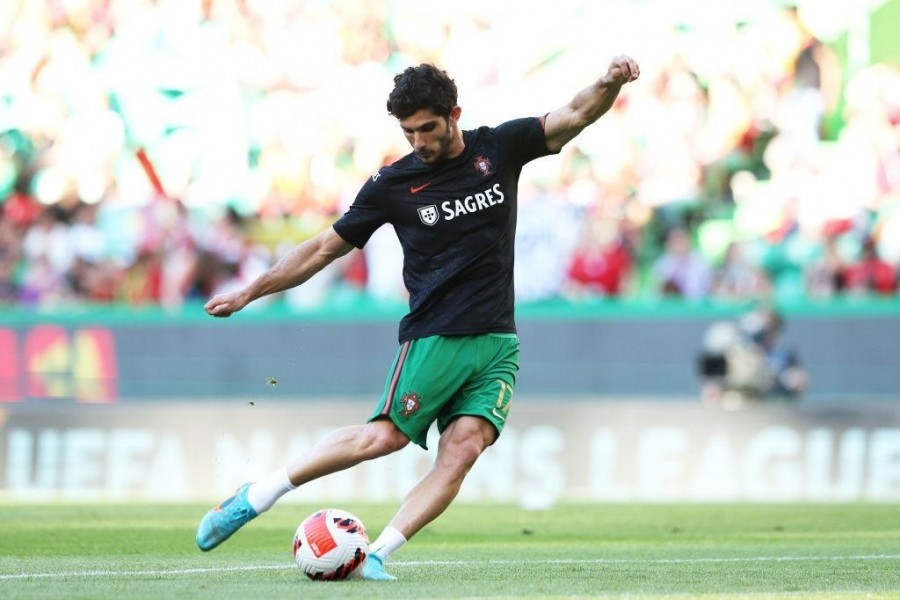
[332,117,555,343]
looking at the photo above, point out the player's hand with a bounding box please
[204,291,248,318]
[606,55,640,86]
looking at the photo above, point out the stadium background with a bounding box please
[0,0,899,504]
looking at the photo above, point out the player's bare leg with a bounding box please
[391,415,497,536]
[197,419,409,551]
[363,415,496,579]
[285,419,410,486]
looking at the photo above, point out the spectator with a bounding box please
[711,240,770,301]
[653,227,713,300]
[0,214,23,265]
[843,237,897,296]
[18,254,70,306]
[21,206,72,279]
[779,4,842,148]
[806,234,848,298]
[565,215,634,298]
[514,184,583,301]
[0,257,17,304]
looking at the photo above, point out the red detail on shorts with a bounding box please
[303,511,337,558]
[383,341,410,416]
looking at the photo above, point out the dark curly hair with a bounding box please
[386,64,458,120]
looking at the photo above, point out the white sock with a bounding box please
[369,526,407,561]
[246,467,296,513]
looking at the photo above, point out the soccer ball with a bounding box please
[292,508,369,580]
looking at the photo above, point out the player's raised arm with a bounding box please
[543,54,640,153]
[204,226,354,317]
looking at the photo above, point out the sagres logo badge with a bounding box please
[418,205,439,226]
[400,391,421,418]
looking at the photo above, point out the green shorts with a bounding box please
[368,333,519,449]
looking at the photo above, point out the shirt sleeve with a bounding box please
[493,116,558,165]
[331,172,389,249]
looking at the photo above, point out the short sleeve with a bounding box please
[492,117,556,165]
[331,173,389,249]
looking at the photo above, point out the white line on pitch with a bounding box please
[0,564,292,580]
[401,554,900,566]
[1,555,899,581]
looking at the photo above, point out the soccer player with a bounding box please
[196,55,640,580]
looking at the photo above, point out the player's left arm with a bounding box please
[543,55,640,153]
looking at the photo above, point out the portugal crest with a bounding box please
[400,392,421,418]
[417,205,439,226]
[473,155,493,176]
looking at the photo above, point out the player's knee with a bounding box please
[361,420,409,457]
[454,440,484,472]
[439,435,486,477]
[440,417,495,455]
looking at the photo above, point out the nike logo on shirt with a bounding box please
[410,183,431,194]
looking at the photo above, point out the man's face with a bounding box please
[398,107,461,165]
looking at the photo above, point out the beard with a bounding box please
[416,127,455,164]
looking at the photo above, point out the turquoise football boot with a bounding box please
[360,553,396,581]
[196,483,258,551]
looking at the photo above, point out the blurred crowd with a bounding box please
[1,0,899,311]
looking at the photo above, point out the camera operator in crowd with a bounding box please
[698,307,808,408]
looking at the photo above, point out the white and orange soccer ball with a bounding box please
[292,508,369,580]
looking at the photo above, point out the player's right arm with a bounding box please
[204,226,354,317]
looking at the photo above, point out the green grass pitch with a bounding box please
[1,502,898,599]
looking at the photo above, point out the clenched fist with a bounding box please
[606,55,640,86]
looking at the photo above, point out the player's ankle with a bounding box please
[370,526,407,561]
